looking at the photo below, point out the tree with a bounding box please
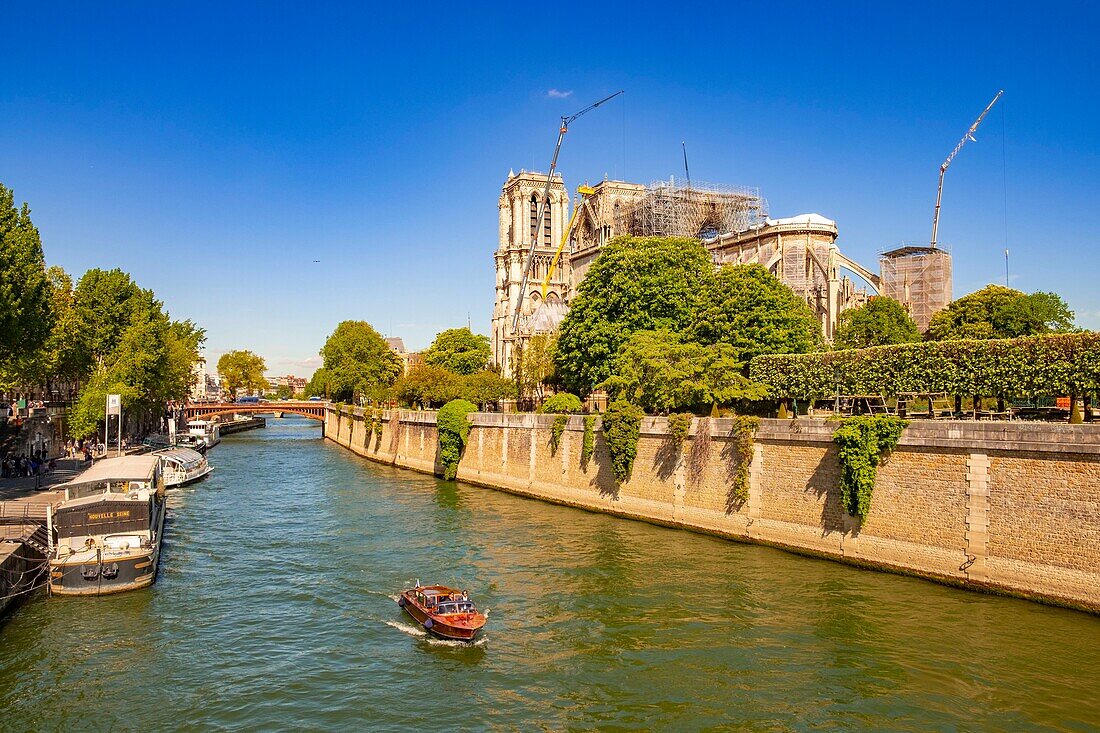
[0,183,53,377]
[833,296,921,349]
[394,364,460,408]
[556,236,714,395]
[600,329,767,413]
[217,350,267,400]
[688,264,822,362]
[456,370,513,408]
[513,333,558,402]
[927,285,1075,341]
[320,320,402,402]
[423,327,491,375]
[305,367,330,398]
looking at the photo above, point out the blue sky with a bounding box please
[3,2,1098,376]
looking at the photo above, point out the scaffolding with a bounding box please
[622,177,768,239]
[879,245,953,332]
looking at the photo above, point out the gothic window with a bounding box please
[529,193,551,246]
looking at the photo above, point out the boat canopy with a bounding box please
[155,447,205,469]
[62,455,159,486]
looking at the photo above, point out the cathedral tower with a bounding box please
[490,170,569,376]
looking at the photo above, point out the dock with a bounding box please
[0,461,81,617]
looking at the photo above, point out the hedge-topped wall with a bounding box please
[748,332,1100,399]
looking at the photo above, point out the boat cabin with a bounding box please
[51,455,163,554]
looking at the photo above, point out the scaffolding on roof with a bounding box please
[879,245,953,332]
[621,177,768,239]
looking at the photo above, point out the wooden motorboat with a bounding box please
[397,583,486,641]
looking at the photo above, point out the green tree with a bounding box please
[927,284,1075,340]
[217,350,267,400]
[456,370,513,408]
[320,320,402,402]
[513,333,558,401]
[0,183,53,377]
[305,367,330,398]
[423,327,491,375]
[556,236,714,395]
[600,329,767,413]
[688,264,822,362]
[394,364,460,407]
[834,296,921,349]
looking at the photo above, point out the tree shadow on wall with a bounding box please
[720,436,747,516]
[589,433,620,500]
[810,449,851,537]
[653,436,679,482]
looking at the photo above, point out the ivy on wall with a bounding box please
[667,413,693,451]
[372,409,383,443]
[581,415,596,466]
[603,400,643,485]
[550,414,568,455]
[729,416,760,506]
[833,415,908,522]
[749,332,1100,400]
[437,399,477,480]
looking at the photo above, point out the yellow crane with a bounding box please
[541,184,595,300]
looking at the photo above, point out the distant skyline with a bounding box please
[3,3,1098,377]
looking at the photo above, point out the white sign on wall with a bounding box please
[106,394,121,416]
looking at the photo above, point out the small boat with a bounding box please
[397,583,487,641]
[186,420,221,449]
[155,447,212,487]
[48,455,167,596]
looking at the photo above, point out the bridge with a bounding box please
[183,401,329,422]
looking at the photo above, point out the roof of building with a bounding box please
[385,337,406,353]
[527,300,569,333]
[765,213,836,228]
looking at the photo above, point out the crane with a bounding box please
[542,184,596,300]
[511,90,624,332]
[930,90,1003,249]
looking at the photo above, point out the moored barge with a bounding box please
[48,455,167,596]
[397,583,487,641]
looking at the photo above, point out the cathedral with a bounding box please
[490,169,950,376]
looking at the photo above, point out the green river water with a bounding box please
[1,417,1098,731]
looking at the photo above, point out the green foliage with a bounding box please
[437,398,477,480]
[423,327,491,375]
[729,416,760,507]
[513,333,558,401]
[602,400,643,485]
[581,415,596,465]
[66,278,205,438]
[928,285,1075,340]
[306,367,330,398]
[217,350,267,400]
[834,296,921,349]
[372,409,384,441]
[601,329,767,413]
[688,263,822,362]
[833,416,908,522]
[750,332,1100,400]
[555,236,714,395]
[394,364,511,408]
[667,412,692,449]
[538,392,583,414]
[0,183,52,378]
[550,414,568,455]
[1070,400,1083,424]
[320,320,402,402]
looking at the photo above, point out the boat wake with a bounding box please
[381,619,487,648]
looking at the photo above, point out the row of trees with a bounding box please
[0,183,205,437]
[832,285,1074,350]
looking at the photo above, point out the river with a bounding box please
[1,417,1098,731]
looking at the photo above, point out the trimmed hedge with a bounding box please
[538,392,584,414]
[749,332,1100,399]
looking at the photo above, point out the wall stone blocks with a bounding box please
[326,406,1100,613]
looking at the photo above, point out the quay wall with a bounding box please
[325,406,1100,612]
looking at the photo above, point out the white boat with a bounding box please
[155,447,212,487]
[48,455,167,596]
[186,419,221,449]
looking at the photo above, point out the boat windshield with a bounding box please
[436,602,475,614]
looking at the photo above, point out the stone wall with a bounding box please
[325,407,1100,613]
